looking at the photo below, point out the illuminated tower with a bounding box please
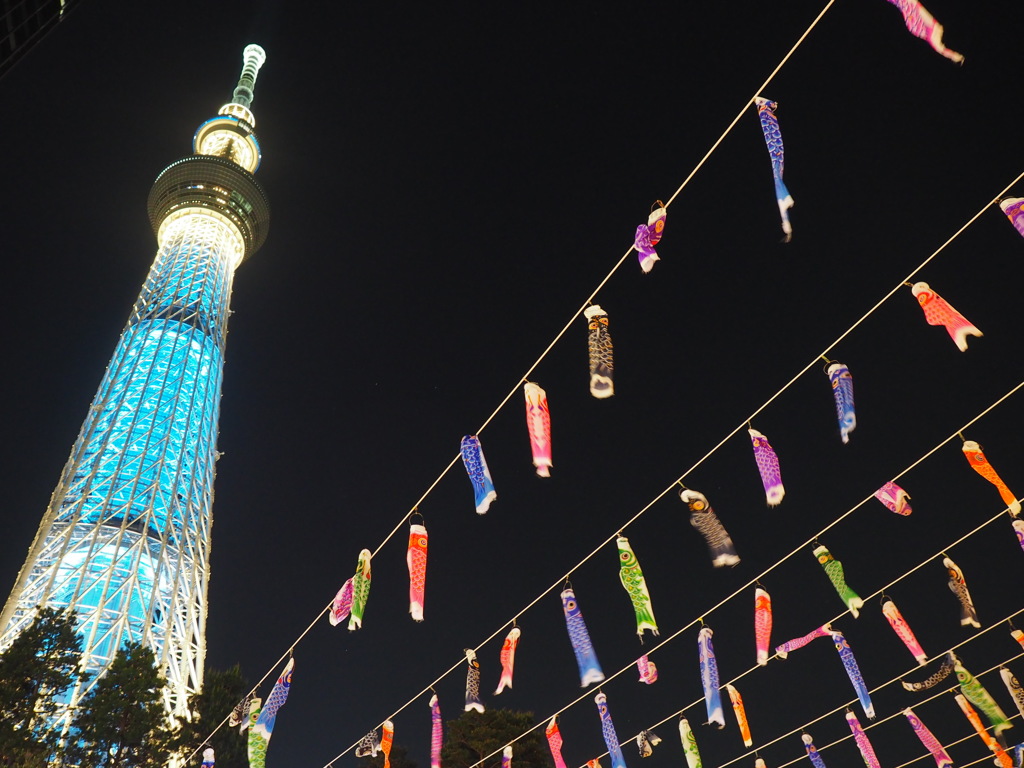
[0,45,269,725]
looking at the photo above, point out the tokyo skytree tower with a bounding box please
[0,45,270,724]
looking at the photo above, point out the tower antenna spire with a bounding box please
[231,44,266,108]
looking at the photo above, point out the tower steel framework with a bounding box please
[0,44,269,727]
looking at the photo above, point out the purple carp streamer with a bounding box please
[748,428,785,506]
[430,694,443,768]
[882,598,927,665]
[356,730,381,758]
[802,733,827,768]
[833,632,874,719]
[460,435,497,514]
[585,305,614,399]
[955,658,1012,734]
[815,545,864,618]
[699,626,726,728]
[884,0,963,62]
[616,536,658,637]
[956,694,1014,768]
[464,648,485,713]
[634,202,666,273]
[329,577,354,627]
[524,382,552,477]
[408,523,428,622]
[1000,667,1024,719]
[1014,519,1024,553]
[874,482,912,516]
[776,624,834,659]
[726,684,753,747]
[561,588,605,687]
[680,489,740,567]
[755,587,772,666]
[754,98,794,241]
[202,748,215,768]
[382,721,394,768]
[1014,628,1024,651]
[637,654,658,684]
[903,708,953,768]
[846,711,881,768]
[902,653,955,691]
[595,692,629,768]
[245,698,264,768]
[912,282,982,351]
[349,549,372,631]
[944,556,980,628]
[494,627,521,695]
[546,716,569,768]
[678,718,702,768]
[826,362,856,444]
[962,440,1021,515]
[502,746,513,768]
[1002,198,1024,239]
[636,730,661,757]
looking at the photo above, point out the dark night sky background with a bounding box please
[3,1,1024,767]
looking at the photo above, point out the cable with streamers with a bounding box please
[186,11,1024,767]
[889,719,1024,768]
[772,661,1024,768]
[185,2,844,761]
[325,378,1024,768]
[467,492,1024,768]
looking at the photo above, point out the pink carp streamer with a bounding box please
[494,627,521,694]
[944,556,980,628]
[524,382,552,477]
[328,577,354,626]
[802,733,827,768]
[748,428,784,506]
[776,624,834,659]
[874,482,912,516]
[1001,198,1024,239]
[381,721,394,768]
[846,711,880,768]
[754,587,772,666]
[430,694,443,768]
[545,716,568,768]
[637,654,658,684]
[911,282,982,351]
[726,684,753,747]
[962,440,1021,515]
[407,522,428,622]
[1000,667,1024,720]
[903,708,952,768]
[634,202,667,273]
[955,694,1014,768]
[884,0,963,62]
[882,598,927,665]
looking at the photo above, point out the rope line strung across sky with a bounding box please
[321,378,1024,768]
[463,495,1024,768]
[183,4,1024,763]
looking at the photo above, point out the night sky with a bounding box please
[3,1,1024,767]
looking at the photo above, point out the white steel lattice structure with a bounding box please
[0,44,270,728]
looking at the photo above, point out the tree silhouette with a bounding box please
[171,664,250,767]
[440,709,551,768]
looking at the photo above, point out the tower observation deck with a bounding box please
[0,44,269,726]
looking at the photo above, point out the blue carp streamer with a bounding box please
[698,626,725,728]
[561,588,605,687]
[755,97,794,241]
[833,632,874,719]
[595,692,628,768]
[826,362,856,444]
[460,435,497,514]
[802,733,827,768]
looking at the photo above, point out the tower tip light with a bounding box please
[231,44,267,109]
